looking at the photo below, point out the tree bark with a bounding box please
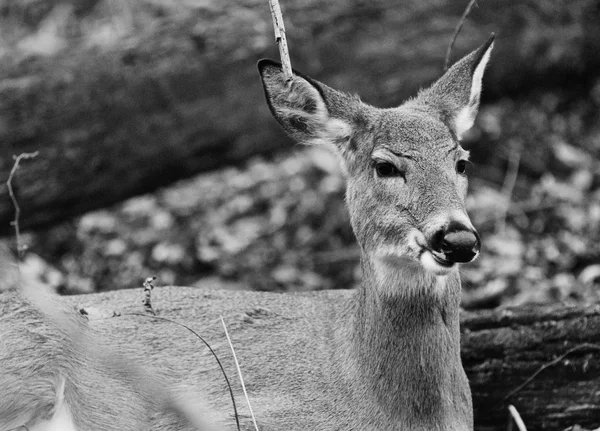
[1,0,599,234]
[462,304,600,431]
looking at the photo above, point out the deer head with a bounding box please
[258,36,494,287]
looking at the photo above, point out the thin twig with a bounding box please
[268,0,292,81]
[444,0,478,71]
[505,343,600,400]
[128,312,241,431]
[508,405,528,431]
[142,276,157,315]
[221,316,259,431]
[7,151,39,259]
[496,149,520,234]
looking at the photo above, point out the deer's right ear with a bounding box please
[258,59,352,148]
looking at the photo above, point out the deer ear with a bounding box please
[257,59,352,147]
[420,34,494,140]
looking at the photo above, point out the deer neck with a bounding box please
[342,258,472,429]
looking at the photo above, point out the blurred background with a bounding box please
[1,0,600,310]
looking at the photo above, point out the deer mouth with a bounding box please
[418,247,456,275]
[430,252,454,268]
[412,234,456,275]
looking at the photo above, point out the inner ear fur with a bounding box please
[257,59,353,148]
[416,34,495,139]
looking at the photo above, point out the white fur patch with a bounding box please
[374,229,424,264]
[308,117,352,146]
[308,117,353,175]
[372,230,452,298]
[373,256,450,299]
[46,402,76,431]
[455,42,494,139]
[29,378,77,431]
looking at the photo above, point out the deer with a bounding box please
[0,35,494,431]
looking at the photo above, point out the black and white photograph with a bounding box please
[1,1,599,430]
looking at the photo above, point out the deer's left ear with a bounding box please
[419,34,494,140]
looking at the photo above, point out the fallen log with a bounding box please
[1,0,600,233]
[462,304,600,431]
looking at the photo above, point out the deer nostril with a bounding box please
[442,230,480,263]
[431,226,480,263]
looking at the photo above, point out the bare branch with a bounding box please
[221,316,259,431]
[504,343,600,400]
[7,151,39,258]
[142,276,157,315]
[444,0,478,71]
[268,0,292,81]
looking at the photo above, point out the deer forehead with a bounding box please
[369,108,455,156]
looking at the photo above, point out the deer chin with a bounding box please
[420,250,456,276]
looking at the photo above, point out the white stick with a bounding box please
[268,0,292,81]
[508,405,528,431]
[221,316,259,431]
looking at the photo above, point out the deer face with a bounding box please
[345,106,478,278]
[258,36,493,277]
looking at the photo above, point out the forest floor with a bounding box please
[9,83,600,310]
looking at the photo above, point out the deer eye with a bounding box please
[456,160,468,175]
[375,162,402,178]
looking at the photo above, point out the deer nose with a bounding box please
[431,224,480,263]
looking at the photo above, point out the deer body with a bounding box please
[1,280,466,431]
[0,36,494,431]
